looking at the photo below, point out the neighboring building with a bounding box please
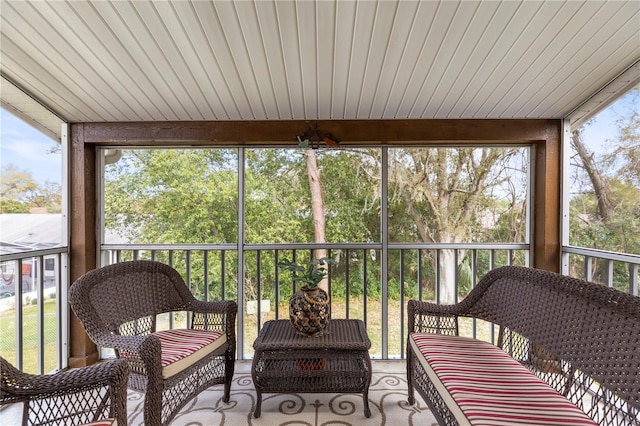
[0,214,63,296]
[0,214,63,255]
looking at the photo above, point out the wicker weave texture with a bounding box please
[0,357,128,426]
[251,319,372,418]
[253,318,371,351]
[69,260,238,426]
[407,265,640,426]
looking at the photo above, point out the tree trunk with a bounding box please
[395,148,509,304]
[305,149,328,291]
[572,129,612,221]
[438,249,457,304]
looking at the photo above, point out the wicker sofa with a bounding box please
[70,260,237,426]
[407,265,640,426]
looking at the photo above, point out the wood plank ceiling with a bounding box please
[1,0,639,140]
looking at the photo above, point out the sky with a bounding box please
[579,88,637,154]
[0,91,636,188]
[1,109,61,185]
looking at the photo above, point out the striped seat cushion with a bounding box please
[410,333,597,426]
[153,328,226,378]
[81,420,117,426]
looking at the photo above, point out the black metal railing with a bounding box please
[101,242,530,359]
[0,248,68,374]
[4,243,638,369]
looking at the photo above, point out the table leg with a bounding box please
[251,354,262,418]
[253,390,262,418]
[363,391,371,418]
[363,353,372,417]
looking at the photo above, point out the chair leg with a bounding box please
[223,349,234,402]
[144,382,164,426]
[22,400,29,426]
[407,342,415,405]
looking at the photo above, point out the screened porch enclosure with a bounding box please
[99,143,532,359]
[62,118,562,366]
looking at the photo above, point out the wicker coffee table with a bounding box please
[251,319,372,418]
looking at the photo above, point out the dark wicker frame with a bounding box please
[69,260,237,426]
[1,356,129,426]
[407,265,640,426]
[251,319,372,418]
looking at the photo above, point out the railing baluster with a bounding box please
[220,250,226,301]
[275,250,280,320]
[471,249,477,340]
[363,249,368,330]
[435,249,440,304]
[15,259,23,369]
[417,249,423,301]
[203,251,209,303]
[345,249,350,319]
[256,250,262,331]
[37,255,44,374]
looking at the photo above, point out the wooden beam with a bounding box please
[79,119,554,145]
[68,123,99,368]
[532,122,562,272]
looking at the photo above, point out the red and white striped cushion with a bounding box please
[153,328,226,378]
[81,420,117,426]
[410,333,597,426]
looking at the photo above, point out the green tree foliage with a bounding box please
[104,145,529,304]
[0,199,29,213]
[570,88,640,256]
[0,165,61,213]
[105,149,238,244]
[386,147,526,244]
[244,148,380,244]
[570,88,640,289]
[612,95,640,187]
[1,165,37,201]
[319,149,381,243]
[244,149,308,243]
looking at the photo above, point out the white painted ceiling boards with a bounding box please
[1,0,639,140]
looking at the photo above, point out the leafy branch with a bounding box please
[277,257,337,289]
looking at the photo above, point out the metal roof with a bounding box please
[1,0,639,140]
[0,214,63,255]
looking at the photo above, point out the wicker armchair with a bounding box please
[69,260,237,426]
[1,356,128,426]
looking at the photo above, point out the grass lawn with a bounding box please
[2,295,494,373]
[0,298,59,374]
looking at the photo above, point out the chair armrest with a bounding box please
[190,299,237,316]
[1,358,128,399]
[92,331,148,353]
[190,300,237,333]
[407,299,466,335]
[77,330,160,381]
[1,357,128,425]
